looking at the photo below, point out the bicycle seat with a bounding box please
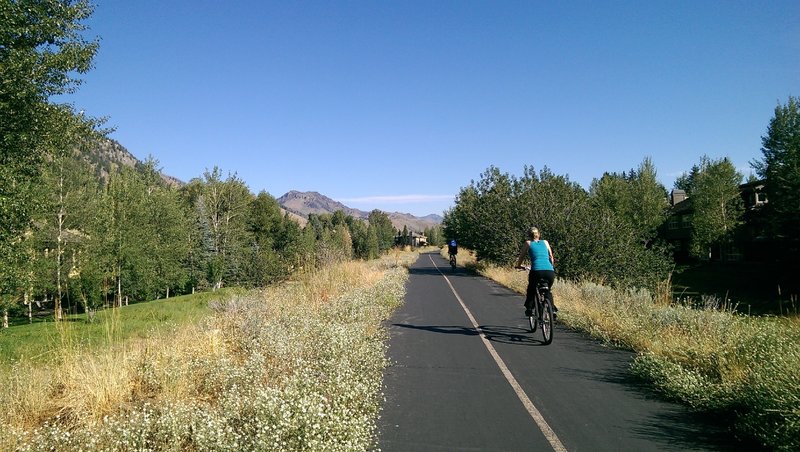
[536,281,550,291]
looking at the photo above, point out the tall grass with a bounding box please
[0,289,233,365]
[466,249,800,451]
[1,251,416,451]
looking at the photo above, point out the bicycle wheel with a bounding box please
[541,298,554,345]
[528,293,539,332]
[450,255,456,270]
[528,307,537,332]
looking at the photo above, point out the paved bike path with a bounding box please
[378,253,744,451]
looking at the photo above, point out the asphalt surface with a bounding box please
[378,252,748,451]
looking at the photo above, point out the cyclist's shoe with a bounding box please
[525,309,532,317]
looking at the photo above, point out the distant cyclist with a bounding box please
[447,239,458,258]
[515,227,558,317]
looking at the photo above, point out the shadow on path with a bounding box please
[392,323,551,346]
[407,266,473,278]
[392,323,479,337]
[558,360,767,450]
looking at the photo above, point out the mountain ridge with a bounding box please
[276,190,442,232]
[86,139,442,231]
[82,137,183,187]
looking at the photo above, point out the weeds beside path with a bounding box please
[1,252,417,451]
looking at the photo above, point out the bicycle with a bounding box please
[449,253,457,271]
[520,266,554,345]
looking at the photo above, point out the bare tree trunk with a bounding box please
[25,289,32,324]
[166,287,169,299]
[2,309,7,328]
[117,271,122,308]
[55,166,65,321]
[103,279,109,308]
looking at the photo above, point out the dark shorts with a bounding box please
[525,270,556,309]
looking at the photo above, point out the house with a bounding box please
[662,189,693,261]
[395,230,427,247]
[410,231,427,247]
[662,180,768,262]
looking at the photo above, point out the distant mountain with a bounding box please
[277,190,442,232]
[385,211,444,232]
[81,137,183,187]
[278,190,364,219]
[80,142,441,231]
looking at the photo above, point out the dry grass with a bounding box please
[0,249,417,450]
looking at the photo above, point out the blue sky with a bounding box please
[66,0,799,217]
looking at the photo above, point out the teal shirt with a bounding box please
[528,240,554,271]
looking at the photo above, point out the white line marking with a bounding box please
[429,255,568,452]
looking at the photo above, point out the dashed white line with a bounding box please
[430,255,567,452]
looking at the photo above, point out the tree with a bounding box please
[187,167,252,289]
[244,191,289,284]
[687,156,744,259]
[92,166,147,306]
[367,210,395,253]
[590,172,629,214]
[512,167,593,275]
[180,180,214,291]
[347,216,371,259]
[468,166,518,263]
[444,164,672,290]
[629,158,669,244]
[442,186,478,252]
[274,213,304,268]
[297,224,318,269]
[1,0,99,301]
[366,225,380,259]
[328,224,353,261]
[137,159,191,299]
[590,157,668,246]
[400,225,409,247]
[753,96,800,255]
[249,191,284,249]
[424,225,444,247]
[36,122,100,318]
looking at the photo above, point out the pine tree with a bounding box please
[368,210,395,253]
[753,96,800,256]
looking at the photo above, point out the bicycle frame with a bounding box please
[519,265,554,344]
[533,280,554,345]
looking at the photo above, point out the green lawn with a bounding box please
[671,262,799,315]
[0,290,234,365]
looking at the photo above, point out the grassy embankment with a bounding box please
[446,248,800,450]
[0,250,418,451]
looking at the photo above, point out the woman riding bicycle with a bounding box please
[515,226,557,317]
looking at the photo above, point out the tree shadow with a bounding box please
[407,266,474,278]
[632,409,766,451]
[557,365,766,450]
